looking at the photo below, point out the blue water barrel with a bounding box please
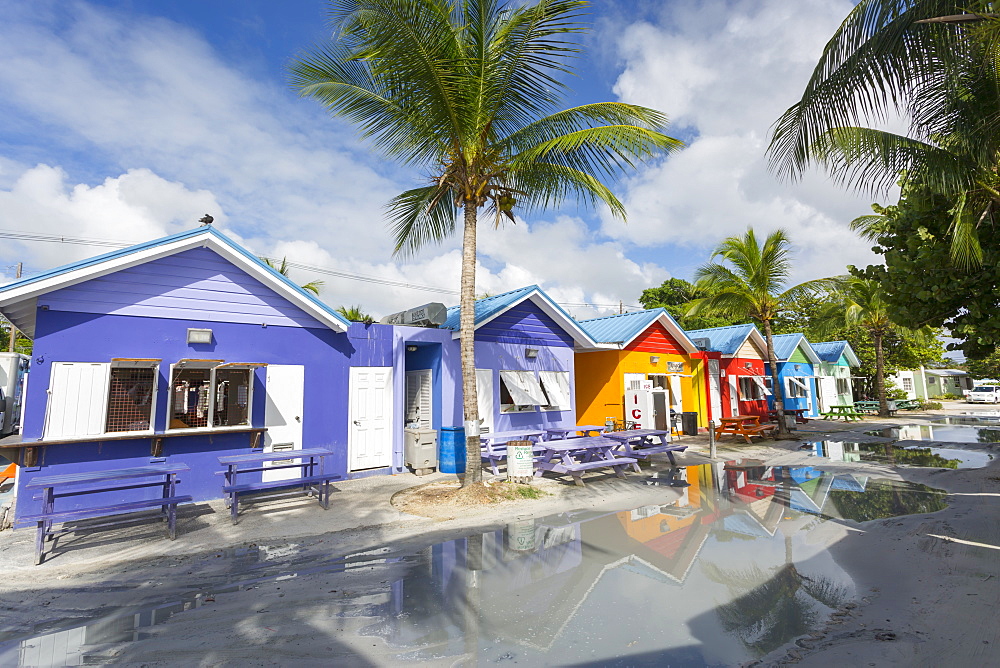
[439,426,466,474]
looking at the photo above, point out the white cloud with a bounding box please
[605,0,885,283]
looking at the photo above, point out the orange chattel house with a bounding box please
[575,309,709,431]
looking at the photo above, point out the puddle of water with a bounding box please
[934,415,1000,426]
[0,462,949,667]
[867,424,1000,444]
[807,440,992,469]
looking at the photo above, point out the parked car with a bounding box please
[967,385,1000,403]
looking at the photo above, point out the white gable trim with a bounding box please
[452,289,603,350]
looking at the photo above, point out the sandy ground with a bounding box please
[0,403,998,666]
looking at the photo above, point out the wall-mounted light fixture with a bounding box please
[649,356,660,364]
[187,328,213,345]
[525,348,539,358]
[406,345,418,352]
[745,361,752,369]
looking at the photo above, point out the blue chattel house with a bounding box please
[0,226,415,527]
[765,333,822,418]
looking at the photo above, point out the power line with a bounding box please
[0,228,638,311]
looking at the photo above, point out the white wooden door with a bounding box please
[349,367,393,471]
[819,377,837,414]
[406,369,433,429]
[708,360,722,420]
[44,362,109,439]
[263,365,304,482]
[475,369,494,433]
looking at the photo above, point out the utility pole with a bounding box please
[8,262,20,353]
[619,300,623,314]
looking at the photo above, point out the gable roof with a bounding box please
[441,285,600,349]
[770,333,821,364]
[576,308,698,353]
[811,340,861,367]
[0,226,352,337]
[685,323,767,357]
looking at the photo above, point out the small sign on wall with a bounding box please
[667,361,684,373]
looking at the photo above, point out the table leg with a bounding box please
[43,488,54,542]
[35,520,45,565]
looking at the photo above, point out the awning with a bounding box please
[788,377,809,391]
[751,376,773,396]
[174,359,224,369]
[215,363,268,370]
[539,371,571,409]
[500,370,547,405]
[111,358,161,369]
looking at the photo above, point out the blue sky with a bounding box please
[0,0,881,319]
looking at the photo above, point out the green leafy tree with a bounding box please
[768,0,1000,269]
[638,278,739,330]
[852,182,1000,360]
[290,0,680,485]
[688,228,834,436]
[261,257,325,295]
[966,349,1000,380]
[814,276,936,416]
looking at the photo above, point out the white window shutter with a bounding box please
[405,370,432,429]
[539,371,571,411]
[44,362,110,439]
[475,369,494,432]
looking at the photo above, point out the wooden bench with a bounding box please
[23,463,192,565]
[21,495,192,565]
[218,449,338,525]
[714,422,776,444]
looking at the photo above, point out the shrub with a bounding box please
[921,401,943,410]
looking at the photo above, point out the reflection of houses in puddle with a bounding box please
[723,460,785,536]
[772,466,868,517]
[810,440,863,463]
[375,464,729,658]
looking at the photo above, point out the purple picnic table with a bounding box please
[544,425,608,440]
[603,429,688,465]
[480,429,545,476]
[534,436,639,486]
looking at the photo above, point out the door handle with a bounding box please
[295,416,301,422]
[353,420,361,426]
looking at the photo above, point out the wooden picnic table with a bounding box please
[23,463,192,564]
[218,448,338,524]
[823,404,865,421]
[602,429,687,465]
[544,425,607,440]
[533,436,638,487]
[714,415,776,444]
[767,408,810,424]
[480,430,545,476]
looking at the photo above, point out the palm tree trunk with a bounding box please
[874,331,889,418]
[763,319,789,438]
[460,201,481,486]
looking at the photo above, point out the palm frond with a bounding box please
[388,184,459,257]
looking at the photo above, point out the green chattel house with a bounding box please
[810,341,861,413]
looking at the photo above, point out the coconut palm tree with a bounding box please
[814,276,933,417]
[261,257,325,296]
[289,0,681,485]
[687,229,833,437]
[768,0,1000,269]
[336,304,374,323]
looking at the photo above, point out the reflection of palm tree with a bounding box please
[702,480,849,656]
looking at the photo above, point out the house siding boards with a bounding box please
[737,339,764,360]
[43,248,326,329]
[476,301,574,347]
[624,322,685,354]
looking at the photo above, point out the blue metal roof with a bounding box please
[0,226,352,329]
[810,340,848,363]
[441,285,539,330]
[578,308,670,345]
[685,323,759,355]
[769,333,801,361]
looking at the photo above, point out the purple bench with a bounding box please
[218,448,339,524]
[23,464,191,565]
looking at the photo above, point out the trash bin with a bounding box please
[439,426,466,474]
[682,412,699,436]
